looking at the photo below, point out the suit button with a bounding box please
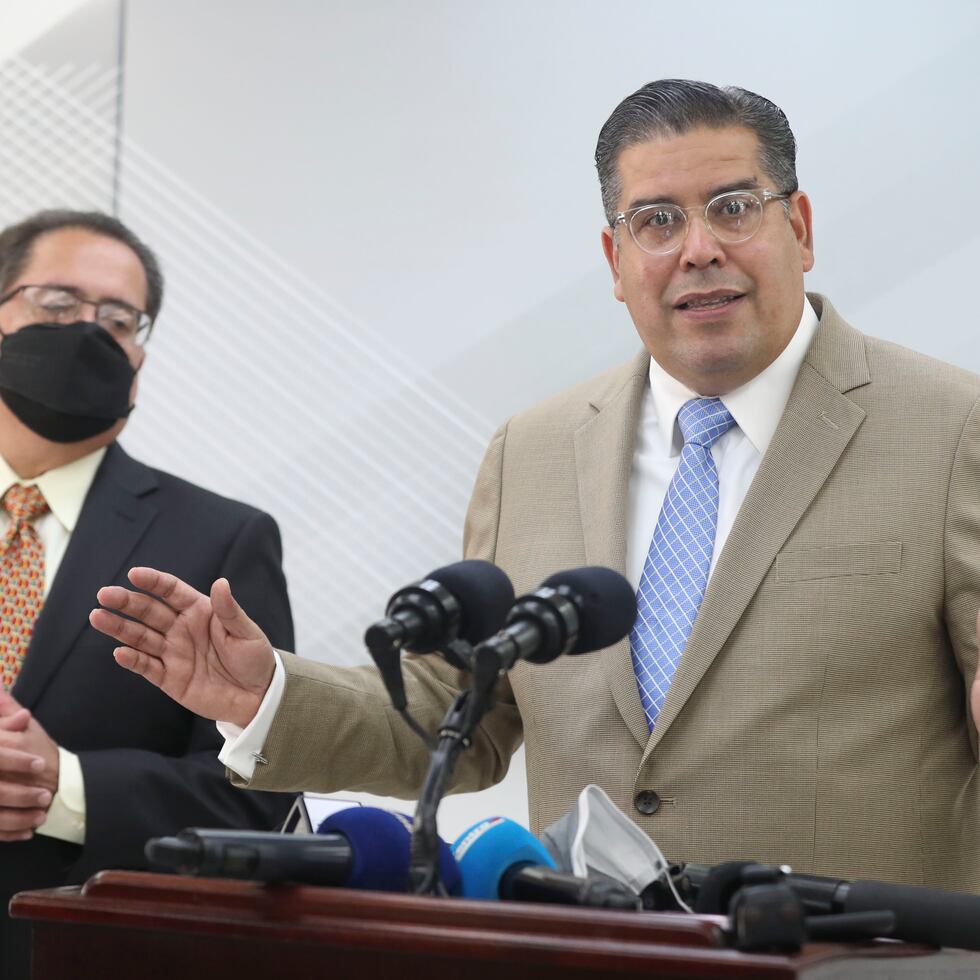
[634,790,660,815]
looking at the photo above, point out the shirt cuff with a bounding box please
[35,747,86,845]
[217,651,286,781]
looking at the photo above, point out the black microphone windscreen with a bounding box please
[843,879,980,951]
[540,566,637,654]
[428,560,515,644]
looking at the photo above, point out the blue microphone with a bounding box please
[146,807,461,895]
[452,816,639,909]
[318,806,461,894]
[452,816,556,899]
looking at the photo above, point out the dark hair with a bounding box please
[594,79,799,225]
[0,209,165,320]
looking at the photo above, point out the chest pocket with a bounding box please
[775,540,902,583]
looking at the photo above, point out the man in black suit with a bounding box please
[0,210,295,978]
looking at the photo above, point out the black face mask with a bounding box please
[0,321,137,443]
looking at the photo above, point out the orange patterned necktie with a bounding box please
[0,484,49,691]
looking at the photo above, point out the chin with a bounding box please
[689,342,753,372]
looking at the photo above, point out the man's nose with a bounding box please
[677,214,726,269]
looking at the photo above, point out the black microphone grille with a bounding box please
[427,560,515,645]
[540,566,637,655]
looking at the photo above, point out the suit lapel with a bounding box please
[643,297,872,754]
[574,351,651,747]
[14,443,159,708]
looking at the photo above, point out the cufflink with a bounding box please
[251,751,269,766]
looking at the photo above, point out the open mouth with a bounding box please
[675,292,744,311]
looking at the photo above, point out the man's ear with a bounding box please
[789,191,814,273]
[601,225,625,303]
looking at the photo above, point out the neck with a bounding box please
[0,406,117,479]
[0,433,88,479]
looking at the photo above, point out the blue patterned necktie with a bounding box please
[630,397,736,730]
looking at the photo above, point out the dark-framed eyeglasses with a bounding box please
[0,284,154,346]
[614,188,790,256]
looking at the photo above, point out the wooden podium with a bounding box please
[10,871,977,979]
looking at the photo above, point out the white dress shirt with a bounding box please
[217,657,286,780]
[627,298,818,589]
[223,297,820,780]
[0,447,107,845]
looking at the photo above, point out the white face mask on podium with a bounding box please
[541,784,688,909]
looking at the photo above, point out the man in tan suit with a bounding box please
[91,80,980,891]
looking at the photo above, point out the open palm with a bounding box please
[90,567,276,728]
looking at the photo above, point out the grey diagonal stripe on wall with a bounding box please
[0,53,496,665]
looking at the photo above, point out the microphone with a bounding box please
[365,560,514,655]
[476,566,637,669]
[452,816,640,909]
[364,560,514,710]
[462,567,636,733]
[786,873,980,952]
[319,806,460,893]
[680,862,980,952]
[146,807,461,894]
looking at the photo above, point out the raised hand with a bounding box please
[90,567,277,728]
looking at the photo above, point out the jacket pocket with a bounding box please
[775,541,902,583]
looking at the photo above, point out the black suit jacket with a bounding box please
[1,442,295,977]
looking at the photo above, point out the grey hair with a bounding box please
[595,79,799,225]
[0,209,165,321]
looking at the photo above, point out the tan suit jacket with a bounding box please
[245,295,980,891]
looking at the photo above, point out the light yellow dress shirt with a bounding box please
[0,447,107,845]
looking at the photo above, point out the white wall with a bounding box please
[0,0,93,59]
[3,0,979,839]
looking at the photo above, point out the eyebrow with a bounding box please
[40,282,140,310]
[625,177,762,212]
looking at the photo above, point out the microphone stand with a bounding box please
[407,690,471,895]
[408,648,504,896]
[366,628,478,751]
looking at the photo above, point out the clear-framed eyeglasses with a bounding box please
[0,284,154,346]
[614,188,790,256]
